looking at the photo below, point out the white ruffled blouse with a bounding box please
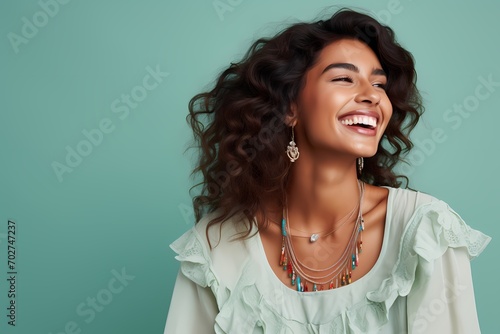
[164,187,491,333]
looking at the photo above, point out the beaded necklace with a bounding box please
[279,181,365,292]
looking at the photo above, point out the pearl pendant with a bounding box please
[310,234,319,243]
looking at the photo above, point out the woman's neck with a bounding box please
[284,154,361,233]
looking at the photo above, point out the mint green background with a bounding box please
[1,0,498,333]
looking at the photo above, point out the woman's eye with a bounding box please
[331,76,353,83]
[373,83,386,90]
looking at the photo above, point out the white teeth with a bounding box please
[341,116,377,127]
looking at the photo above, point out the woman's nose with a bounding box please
[354,81,381,105]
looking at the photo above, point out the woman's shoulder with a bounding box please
[366,186,490,302]
[365,184,439,220]
[383,186,491,260]
[382,186,449,226]
[386,185,438,208]
[191,209,254,250]
[169,209,254,289]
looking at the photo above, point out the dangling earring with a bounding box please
[357,157,364,174]
[286,126,299,162]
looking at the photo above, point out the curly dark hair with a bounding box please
[186,8,423,243]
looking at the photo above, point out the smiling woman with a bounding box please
[164,8,490,334]
[290,39,393,162]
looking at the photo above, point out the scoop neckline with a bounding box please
[253,186,394,295]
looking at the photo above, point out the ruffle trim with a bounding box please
[364,200,491,331]
[170,227,219,290]
[170,200,491,334]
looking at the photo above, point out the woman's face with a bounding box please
[291,38,392,159]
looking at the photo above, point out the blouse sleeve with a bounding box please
[164,269,218,334]
[407,246,481,333]
[164,224,222,334]
[367,199,490,333]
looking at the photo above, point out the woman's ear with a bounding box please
[285,102,298,127]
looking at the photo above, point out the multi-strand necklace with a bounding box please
[279,181,365,292]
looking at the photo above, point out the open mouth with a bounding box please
[340,116,377,130]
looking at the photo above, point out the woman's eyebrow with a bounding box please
[322,62,358,74]
[321,62,386,76]
[372,68,387,76]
